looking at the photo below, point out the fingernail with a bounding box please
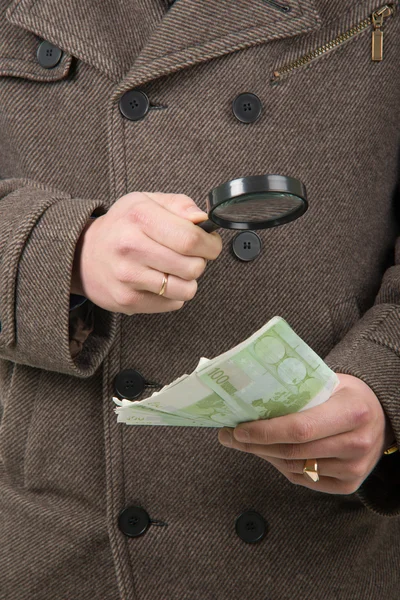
[219,429,232,446]
[186,205,207,214]
[234,428,249,442]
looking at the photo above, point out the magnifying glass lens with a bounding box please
[198,175,308,232]
[212,192,304,223]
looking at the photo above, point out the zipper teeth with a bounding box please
[273,15,373,79]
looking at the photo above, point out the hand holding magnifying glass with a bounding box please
[198,174,308,233]
[70,174,308,316]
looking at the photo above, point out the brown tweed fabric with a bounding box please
[0,0,399,598]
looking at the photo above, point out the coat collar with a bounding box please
[6,0,322,95]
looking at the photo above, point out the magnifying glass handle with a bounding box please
[197,219,220,233]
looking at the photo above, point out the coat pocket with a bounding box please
[270,3,397,85]
[0,12,72,81]
[329,296,361,347]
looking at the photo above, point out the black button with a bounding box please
[231,231,262,262]
[119,90,150,121]
[114,369,145,400]
[235,511,267,543]
[37,41,63,69]
[232,92,262,124]
[118,506,150,537]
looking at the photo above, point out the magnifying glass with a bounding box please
[198,174,308,233]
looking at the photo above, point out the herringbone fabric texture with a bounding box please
[0,0,399,599]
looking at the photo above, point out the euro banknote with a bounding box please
[113,317,339,427]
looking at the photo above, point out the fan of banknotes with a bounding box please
[113,316,339,427]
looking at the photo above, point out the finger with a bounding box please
[116,230,207,281]
[262,456,364,482]
[232,390,364,446]
[225,430,371,461]
[265,458,362,495]
[125,196,222,260]
[143,192,209,223]
[111,288,184,314]
[219,428,361,465]
[217,431,364,494]
[131,268,198,301]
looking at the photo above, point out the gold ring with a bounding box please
[158,273,169,296]
[303,459,319,483]
[383,444,398,455]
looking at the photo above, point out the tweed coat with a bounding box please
[0,0,399,598]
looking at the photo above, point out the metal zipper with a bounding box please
[271,4,395,83]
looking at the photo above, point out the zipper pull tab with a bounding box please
[371,5,393,61]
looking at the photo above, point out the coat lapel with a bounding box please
[6,0,322,92]
[115,0,322,98]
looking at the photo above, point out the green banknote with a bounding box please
[197,317,338,420]
[133,373,244,427]
[113,397,220,427]
[113,317,339,427]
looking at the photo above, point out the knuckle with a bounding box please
[280,444,300,460]
[127,203,150,227]
[171,193,193,206]
[181,280,198,301]
[180,230,201,255]
[126,191,146,203]
[351,405,371,428]
[347,461,367,479]
[188,258,206,280]
[291,419,315,444]
[256,427,272,445]
[116,235,134,256]
[114,287,138,309]
[114,263,134,284]
[352,433,374,454]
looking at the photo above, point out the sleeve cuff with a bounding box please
[69,294,88,311]
[6,197,117,377]
[324,304,400,516]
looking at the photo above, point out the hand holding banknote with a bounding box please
[114,316,394,496]
[113,317,340,428]
[219,373,395,495]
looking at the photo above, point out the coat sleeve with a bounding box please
[0,178,118,377]
[323,180,400,517]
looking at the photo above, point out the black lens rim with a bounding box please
[207,174,308,230]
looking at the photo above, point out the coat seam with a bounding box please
[363,334,400,358]
[362,306,400,358]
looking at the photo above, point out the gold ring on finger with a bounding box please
[158,273,169,296]
[303,458,320,483]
